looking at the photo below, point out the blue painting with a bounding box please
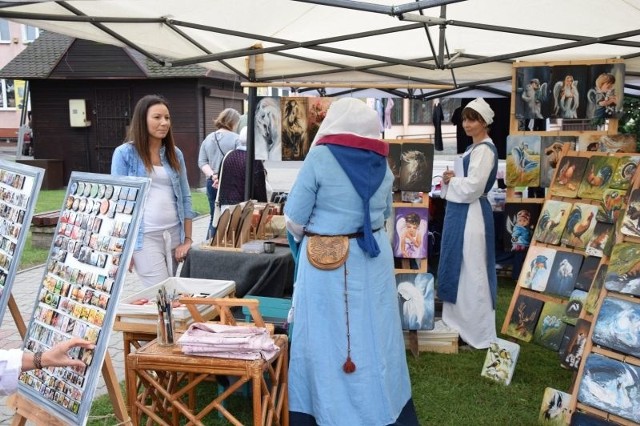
[592,296,640,358]
[544,251,583,298]
[395,272,434,331]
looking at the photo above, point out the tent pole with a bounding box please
[245,57,257,201]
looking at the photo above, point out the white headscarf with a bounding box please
[465,97,494,125]
[237,126,247,146]
[311,98,381,146]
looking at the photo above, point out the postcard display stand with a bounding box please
[11,172,150,426]
[0,160,44,333]
[502,60,640,425]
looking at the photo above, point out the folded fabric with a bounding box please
[177,322,280,360]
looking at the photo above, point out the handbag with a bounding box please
[306,235,349,270]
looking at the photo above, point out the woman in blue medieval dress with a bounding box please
[439,97,499,349]
[284,98,418,425]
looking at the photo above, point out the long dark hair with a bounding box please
[127,94,180,172]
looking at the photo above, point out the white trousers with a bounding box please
[132,225,180,288]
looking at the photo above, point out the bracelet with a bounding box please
[34,351,44,369]
[185,237,193,242]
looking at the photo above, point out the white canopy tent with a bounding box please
[1,0,640,98]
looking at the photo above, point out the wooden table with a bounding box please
[126,334,289,426]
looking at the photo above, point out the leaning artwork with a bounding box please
[395,272,435,331]
[577,353,640,424]
[592,296,640,358]
[548,156,588,199]
[560,318,591,371]
[533,200,572,245]
[562,289,588,326]
[518,246,556,292]
[504,295,544,343]
[538,387,571,425]
[539,137,576,188]
[578,134,637,153]
[480,338,520,386]
[605,242,640,297]
[577,155,619,201]
[543,251,584,298]
[608,155,640,190]
[621,187,640,238]
[533,301,567,351]
[506,135,541,187]
[393,206,428,259]
[570,411,613,425]
[584,264,607,315]
[503,202,541,252]
[560,203,599,249]
[596,188,627,225]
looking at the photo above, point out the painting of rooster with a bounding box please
[549,155,588,198]
[540,136,576,188]
[534,200,572,245]
[561,203,599,249]
[577,155,619,200]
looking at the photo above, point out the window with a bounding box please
[0,19,9,43]
[389,99,403,125]
[409,99,432,125]
[22,25,39,43]
[0,79,16,109]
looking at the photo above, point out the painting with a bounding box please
[281,97,308,161]
[585,264,607,315]
[577,155,619,200]
[577,353,640,424]
[608,155,640,190]
[307,97,333,145]
[254,97,282,161]
[558,324,574,364]
[544,251,583,298]
[395,272,435,331]
[393,206,428,259]
[562,289,588,326]
[398,142,434,192]
[549,155,588,198]
[533,200,572,245]
[605,242,640,297]
[515,66,552,120]
[578,134,637,153]
[596,188,627,224]
[550,65,588,119]
[480,338,520,386]
[504,295,544,342]
[518,246,556,292]
[503,202,542,252]
[506,135,540,187]
[533,301,567,351]
[560,203,599,249]
[387,143,402,192]
[574,256,602,292]
[560,319,590,371]
[538,387,571,425]
[621,188,640,238]
[540,136,576,188]
[570,411,613,425]
[585,222,615,258]
[592,296,640,358]
[586,63,625,120]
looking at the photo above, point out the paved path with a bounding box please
[0,214,210,425]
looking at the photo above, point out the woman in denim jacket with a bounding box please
[112,94,195,288]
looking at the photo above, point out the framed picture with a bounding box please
[0,160,44,325]
[392,206,428,259]
[395,272,434,330]
[18,172,150,426]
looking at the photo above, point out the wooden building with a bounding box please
[0,30,245,188]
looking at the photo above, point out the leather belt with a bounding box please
[304,228,380,239]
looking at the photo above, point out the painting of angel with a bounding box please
[596,188,627,224]
[609,155,640,190]
[504,295,543,342]
[398,142,434,192]
[504,202,541,252]
[575,255,602,292]
[540,137,576,188]
[387,142,402,192]
[560,319,590,371]
[577,155,619,200]
[533,200,572,245]
[585,264,607,315]
[544,251,583,298]
[585,222,614,258]
[518,246,556,292]
[393,206,428,259]
[538,387,571,425]
[281,97,308,161]
[515,66,551,120]
[560,203,599,249]
[550,65,588,119]
[562,289,588,326]
[578,134,637,153]
[480,338,520,386]
[621,188,640,238]
[592,296,640,358]
[577,353,640,423]
[307,97,333,144]
[395,272,434,330]
[506,135,540,187]
[604,242,640,297]
[254,97,282,161]
[548,155,588,198]
[586,63,625,120]
[533,301,567,351]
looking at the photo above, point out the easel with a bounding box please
[5,294,131,426]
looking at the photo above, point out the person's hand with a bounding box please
[42,337,95,369]
[212,175,219,189]
[443,170,455,184]
[175,241,191,262]
[128,258,135,273]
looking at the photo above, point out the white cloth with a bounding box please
[311,98,381,145]
[132,225,180,288]
[144,166,179,232]
[0,349,23,396]
[441,142,497,349]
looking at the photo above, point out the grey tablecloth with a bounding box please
[180,245,294,297]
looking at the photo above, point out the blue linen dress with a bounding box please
[284,146,412,425]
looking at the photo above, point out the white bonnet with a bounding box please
[238,126,247,146]
[312,98,381,146]
[464,98,494,125]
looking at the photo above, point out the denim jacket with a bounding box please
[111,142,195,250]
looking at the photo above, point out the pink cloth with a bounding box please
[177,322,280,360]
